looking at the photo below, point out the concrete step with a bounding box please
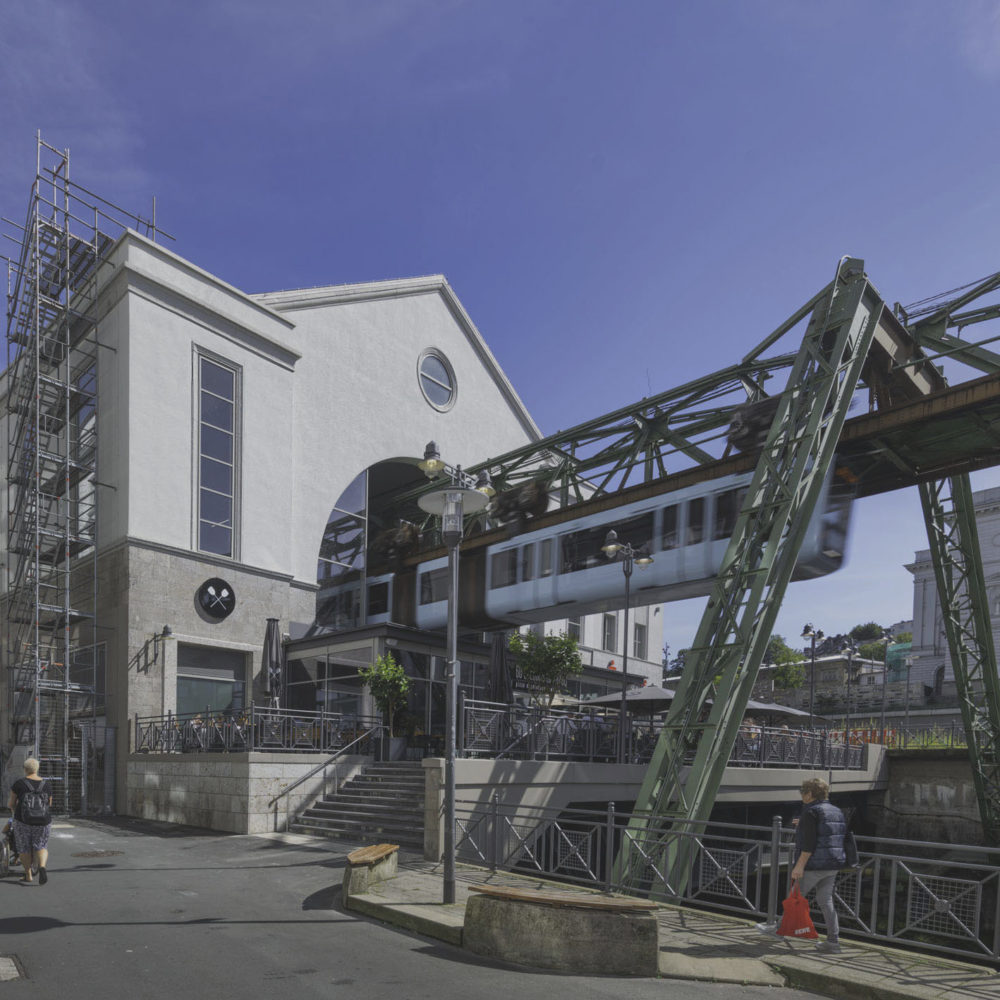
[321,788,424,805]
[293,816,424,850]
[292,759,426,852]
[305,803,423,822]
[331,782,424,795]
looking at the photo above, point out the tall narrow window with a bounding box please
[603,613,617,652]
[633,622,648,660]
[198,356,239,557]
[567,617,582,641]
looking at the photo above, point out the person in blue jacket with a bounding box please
[791,776,847,954]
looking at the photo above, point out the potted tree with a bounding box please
[360,652,411,760]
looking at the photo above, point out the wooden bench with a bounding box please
[463,883,660,976]
[342,843,399,896]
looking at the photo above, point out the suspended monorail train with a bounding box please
[327,465,853,632]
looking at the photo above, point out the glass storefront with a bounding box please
[283,633,491,740]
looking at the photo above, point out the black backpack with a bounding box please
[18,779,51,826]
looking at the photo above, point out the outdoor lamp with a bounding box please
[635,543,654,567]
[419,441,444,478]
[441,491,465,547]
[602,529,623,558]
[475,468,495,497]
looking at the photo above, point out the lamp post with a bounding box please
[877,629,894,739]
[417,441,492,904]
[800,623,824,730]
[841,638,857,740]
[601,529,653,764]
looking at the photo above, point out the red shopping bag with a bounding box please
[777,885,819,939]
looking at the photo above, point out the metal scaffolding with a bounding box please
[2,135,163,813]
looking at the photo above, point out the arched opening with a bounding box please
[314,458,427,631]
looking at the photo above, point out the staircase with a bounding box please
[291,760,425,851]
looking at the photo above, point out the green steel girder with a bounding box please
[918,476,1000,843]
[616,258,885,894]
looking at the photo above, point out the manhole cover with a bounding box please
[70,850,124,858]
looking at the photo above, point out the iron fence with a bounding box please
[133,706,381,755]
[454,795,1000,965]
[463,699,863,769]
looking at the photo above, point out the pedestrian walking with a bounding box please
[790,776,846,954]
[7,757,53,885]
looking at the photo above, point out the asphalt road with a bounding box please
[1,818,821,1000]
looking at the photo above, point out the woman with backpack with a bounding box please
[6,757,52,885]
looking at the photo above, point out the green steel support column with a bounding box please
[616,258,884,895]
[918,476,1000,844]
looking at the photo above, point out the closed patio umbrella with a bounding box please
[262,617,284,708]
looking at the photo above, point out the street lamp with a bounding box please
[602,529,653,764]
[800,623,824,730]
[877,629,894,739]
[417,442,492,904]
[841,638,857,739]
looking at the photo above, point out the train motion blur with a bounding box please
[321,466,854,633]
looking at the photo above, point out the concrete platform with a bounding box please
[344,853,1000,999]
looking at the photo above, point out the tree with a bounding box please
[850,622,887,643]
[508,630,583,707]
[858,641,888,662]
[359,652,410,738]
[767,634,806,690]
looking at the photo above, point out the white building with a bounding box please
[906,484,1000,700]
[1,227,662,818]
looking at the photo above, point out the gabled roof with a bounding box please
[254,275,541,443]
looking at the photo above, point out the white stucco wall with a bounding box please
[258,278,541,585]
[906,485,1000,688]
[95,237,540,587]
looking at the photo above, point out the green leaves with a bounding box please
[360,652,411,738]
[508,630,583,708]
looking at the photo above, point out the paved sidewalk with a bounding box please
[345,850,1000,1000]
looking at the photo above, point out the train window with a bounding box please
[419,567,450,605]
[714,487,747,540]
[539,538,553,577]
[520,544,534,582]
[560,512,655,574]
[662,504,679,550]
[560,525,607,574]
[686,498,704,545]
[490,549,518,589]
[367,580,389,616]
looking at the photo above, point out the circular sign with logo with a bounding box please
[196,578,236,621]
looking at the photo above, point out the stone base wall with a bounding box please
[874,751,985,845]
[126,753,368,834]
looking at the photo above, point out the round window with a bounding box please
[418,350,456,411]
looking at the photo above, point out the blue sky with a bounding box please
[3,1,1000,656]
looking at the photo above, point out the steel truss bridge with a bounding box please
[393,257,1000,885]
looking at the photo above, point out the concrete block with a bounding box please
[342,848,399,896]
[463,893,659,977]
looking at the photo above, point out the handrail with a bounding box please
[267,723,385,832]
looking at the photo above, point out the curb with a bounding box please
[344,894,465,948]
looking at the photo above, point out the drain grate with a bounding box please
[70,850,124,858]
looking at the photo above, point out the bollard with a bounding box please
[604,801,616,894]
[766,814,782,928]
[491,791,501,872]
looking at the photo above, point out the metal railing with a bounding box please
[455,794,1000,965]
[133,705,382,754]
[462,699,864,769]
